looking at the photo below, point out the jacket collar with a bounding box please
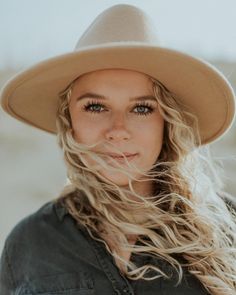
[53,199,69,222]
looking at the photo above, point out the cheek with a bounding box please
[138,117,164,143]
[71,113,104,143]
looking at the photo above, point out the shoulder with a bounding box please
[0,200,60,293]
[4,200,61,249]
[2,198,85,267]
[0,200,97,294]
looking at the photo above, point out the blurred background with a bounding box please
[0,0,236,253]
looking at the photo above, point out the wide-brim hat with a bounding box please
[0,4,235,145]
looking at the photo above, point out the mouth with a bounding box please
[107,153,138,162]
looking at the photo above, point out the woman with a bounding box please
[1,4,236,295]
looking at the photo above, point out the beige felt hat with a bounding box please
[0,4,235,145]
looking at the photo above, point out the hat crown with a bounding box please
[75,4,161,49]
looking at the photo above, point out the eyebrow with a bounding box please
[76,92,157,103]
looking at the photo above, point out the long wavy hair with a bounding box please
[54,71,236,294]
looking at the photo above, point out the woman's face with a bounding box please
[68,69,164,194]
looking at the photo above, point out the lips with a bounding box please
[107,153,138,158]
[106,153,138,163]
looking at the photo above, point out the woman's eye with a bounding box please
[133,104,154,116]
[83,101,154,116]
[84,102,105,113]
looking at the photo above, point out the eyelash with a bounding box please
[83,100,155,116]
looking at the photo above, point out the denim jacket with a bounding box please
[0,199,210,295]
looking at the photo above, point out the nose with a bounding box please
[105,112,130,141]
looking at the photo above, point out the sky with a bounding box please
[0,0,236,69]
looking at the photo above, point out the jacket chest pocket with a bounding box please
[19,271,95,295]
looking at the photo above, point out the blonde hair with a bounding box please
[54,73,236,294]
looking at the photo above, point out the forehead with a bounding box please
[72,69,153,90]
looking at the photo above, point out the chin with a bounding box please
[99,170,132,187]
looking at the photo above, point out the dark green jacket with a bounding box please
[0,200,210,294]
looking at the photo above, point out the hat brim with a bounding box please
[0,43,235,145]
